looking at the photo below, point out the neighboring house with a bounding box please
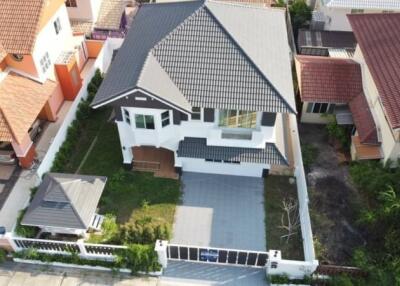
[21,173,107,236]
[0,0,98,168]
[296,13,400,163]
[297,29,356,57]
[311,0,400,31]
[66,0,129,39]
[92,0,296,178]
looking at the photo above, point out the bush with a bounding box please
[326,119,350,149]
[289,0,312,36]
[268,274,312,284]
[301,143,318,170]
[117,244,161,274]
[0,249,7,264]
[120,219,171,244]
[100,214,120,243]
[14,209,39,238]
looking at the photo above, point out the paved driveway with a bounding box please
[172,172,266,251]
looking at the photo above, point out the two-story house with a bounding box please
[91,0,296,178]
[66,0,129,39]
[312,0,400,31]
[296,13,400,163]
[0,0,93,168]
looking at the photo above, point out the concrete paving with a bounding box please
[172,172,266,251]
[0,262,158,286]
[160,261,268,286]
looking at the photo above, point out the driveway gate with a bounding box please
[167,243,269,268]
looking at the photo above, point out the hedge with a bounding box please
[51,69,103,173]
[13,244,161,274]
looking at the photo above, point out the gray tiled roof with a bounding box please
[177,137,288,165]
[21,173,107,230]
[92,0,295,113]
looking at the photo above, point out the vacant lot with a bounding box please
[264,175,304,260]
[299,124,365,265]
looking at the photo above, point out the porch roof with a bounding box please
[0,72,56,143]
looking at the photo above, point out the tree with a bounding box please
[289,0,312,37]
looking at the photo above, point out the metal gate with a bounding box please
[167,243,269,268]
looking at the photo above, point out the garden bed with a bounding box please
[264,175,304,260]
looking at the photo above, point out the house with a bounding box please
[21,173,107,236]
[0,0,89,168]
[311,0,400,31]
[66,0,130,39]
[297,29,356,57]
[91,0,296,178]
[296,13,400,163]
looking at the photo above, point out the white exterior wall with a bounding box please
[176,158,268,177]
[316,2,399,32]
[32,4,75,82]
[352,46,400,163]
[67,0,101,21]
[300,102,332,124]
[116,106,284,176]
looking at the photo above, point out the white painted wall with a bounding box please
[176,157,268,177]
[32,4,75,82]
[316,2,399,31]
[300,102,331,124]
[352,46,400,163]
[67,0,101,21]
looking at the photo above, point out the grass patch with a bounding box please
[264,175,304,260]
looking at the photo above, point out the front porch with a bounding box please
[132,146,178,180]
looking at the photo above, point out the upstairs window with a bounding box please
[191,107,201,120]
[161,111,170,127]
[123,108,131,125]
[135,114,155,129]
[65,0,77,7]
[40,52,51,74]
[306,102,335,114]
[54,18,61,35]
[219,110,257,129]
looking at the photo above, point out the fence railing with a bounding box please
[9,235,127,259]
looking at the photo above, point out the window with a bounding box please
[54,18,61,34]
[383,10,395,13]
[135,114,155,129]
[205,159,240,164]
[351,9,364,14]
[65,0,77,7]
[219,109,257,128]
[191,107,201,120]
[161,111,170,127]
[123,109,131,125]
[306,103,335,114]
[40,52,51,73]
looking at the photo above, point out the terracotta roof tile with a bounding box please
[95,0,127,30]
[70,20,93,35]
[348,13,400,130]
[0,44,6,63]
[0,110,13,142]
[349,92,379,145]
[0,72,56,143]
[296,55,363,103]
[0,0,45,54]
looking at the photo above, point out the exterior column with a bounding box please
[154,240,168,268]
[12,135,36,169]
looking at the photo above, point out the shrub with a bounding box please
[14,209,39,238]
[326,119,350,149]
[268,274,312,284]
[0,249,7,264]
[120,220,171,244]
[301,143,318,170]
[117,244,161,274]
[101,214,120,243]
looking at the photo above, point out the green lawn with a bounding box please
[264,175,304,260]
[57,107,181,227]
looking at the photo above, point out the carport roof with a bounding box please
[177,137,288,165]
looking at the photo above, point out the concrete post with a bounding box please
[1,233,19,252]
[154,240,168,268]
[77,239,88,257]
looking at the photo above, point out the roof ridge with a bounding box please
[204,4,296,113]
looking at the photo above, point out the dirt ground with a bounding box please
[299,124,366,265]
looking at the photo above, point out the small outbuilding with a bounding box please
[21,173,107,236]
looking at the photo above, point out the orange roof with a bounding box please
[0,72,56,143]
[0,0,46,54]
[0,44,6,63]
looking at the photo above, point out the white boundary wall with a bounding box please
[36,38,123,180]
